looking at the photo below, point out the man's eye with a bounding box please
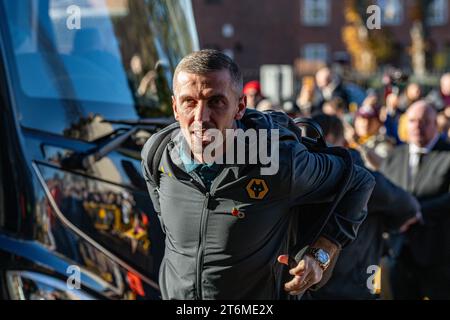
[209,98,222,107]
[183,99,196,107]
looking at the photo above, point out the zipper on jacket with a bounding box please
[193,168,228,300]
[195,192,210,300]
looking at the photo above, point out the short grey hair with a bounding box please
[173,49,243,94]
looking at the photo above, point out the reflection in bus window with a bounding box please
[2,0,198,127]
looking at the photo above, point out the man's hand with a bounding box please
[277,236,339,295]
[277,254,323,295]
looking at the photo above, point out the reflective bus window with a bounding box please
[1,0,198,128]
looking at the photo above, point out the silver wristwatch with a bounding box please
[306,247,330,271]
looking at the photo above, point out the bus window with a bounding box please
[0,0,198,139]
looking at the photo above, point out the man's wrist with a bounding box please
[312,236,340,260]
[307,236,340,271]
[305,248,329,271]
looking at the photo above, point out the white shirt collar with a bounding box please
[409,133,440,154]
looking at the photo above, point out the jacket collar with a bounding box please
[409,133,440,155]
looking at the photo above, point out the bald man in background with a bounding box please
[381,100,450,299]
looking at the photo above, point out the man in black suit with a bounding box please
[380,100,450,299]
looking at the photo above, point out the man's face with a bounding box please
[407,103,437,147]
[172,70,246,161]
[441,74,450,96]
[406,83,421,101]
[315,69,331,89]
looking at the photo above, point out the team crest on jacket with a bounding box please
[246,178,269,200]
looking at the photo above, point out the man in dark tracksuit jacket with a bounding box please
[307,150,420,299]
[304,114,420,299]
[141,50,375,300]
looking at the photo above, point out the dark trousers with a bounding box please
[391,247,450,300]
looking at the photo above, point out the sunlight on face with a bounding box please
[172,70,245,161]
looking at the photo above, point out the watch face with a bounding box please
[316,249,330,264]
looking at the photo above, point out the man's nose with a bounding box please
[418,124,427,132]
[194,100,211,122]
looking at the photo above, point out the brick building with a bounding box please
[192,0,450,83]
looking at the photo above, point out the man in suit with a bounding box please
[313,67,350,112]
[380,100,450,299]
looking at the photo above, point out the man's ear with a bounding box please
[235,95,247,120]
[172,95,179,121]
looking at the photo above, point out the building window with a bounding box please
[377,0,403,25]
[222,24,234,38]
[303,43,328,62]
[427,0,448,26]
[301,0,330,26]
